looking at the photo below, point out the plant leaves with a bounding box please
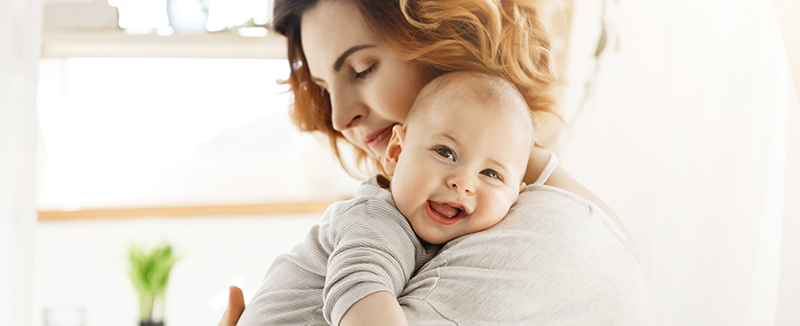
[595,26,608,58]
[127,242,178,322]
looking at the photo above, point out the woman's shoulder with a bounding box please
[525,147,636,246]
[541,164,637,246]
[401,181,651,326]
[481,183,636,255]
[505,183,638,254]
[421,182,644,274]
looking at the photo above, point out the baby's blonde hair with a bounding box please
[406,72,535,153]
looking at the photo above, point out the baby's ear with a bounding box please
[382,125,405,177]
[519,181,527,193]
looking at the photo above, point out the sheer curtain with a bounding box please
[0,0,42,326]
[560,0,799,325]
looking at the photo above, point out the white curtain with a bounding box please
[560,0,799,325]
[0,0,42,325]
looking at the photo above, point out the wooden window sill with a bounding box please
[38,201,338,221]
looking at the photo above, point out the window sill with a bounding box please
[37,201,337,221]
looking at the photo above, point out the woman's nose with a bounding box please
[328,85,366,131]
[448,173,475,195]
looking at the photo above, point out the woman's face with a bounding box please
[300,0,437,160]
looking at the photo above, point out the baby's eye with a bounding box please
[435,147,456,161]
[481,169,501,179]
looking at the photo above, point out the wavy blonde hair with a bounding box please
[274,0,561,178]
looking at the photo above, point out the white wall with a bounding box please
[35,58,361,211]
[0,0,42,325]
[560,0,799,324]
[33,214,321,326]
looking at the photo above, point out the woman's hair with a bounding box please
[273,0,561,177]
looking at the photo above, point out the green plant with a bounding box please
[126,242,178,324]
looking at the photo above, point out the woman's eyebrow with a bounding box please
[333,44,376,72]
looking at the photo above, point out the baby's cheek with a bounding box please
[391,177,418,215]
[492,192,518,222]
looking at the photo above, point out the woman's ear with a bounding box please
[382,125,405,177]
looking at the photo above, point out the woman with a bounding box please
[221,0,650,324]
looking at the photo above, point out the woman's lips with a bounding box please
[365,125,395,149]
[425,200,468,226]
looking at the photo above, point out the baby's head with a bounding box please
[383,72,534,244]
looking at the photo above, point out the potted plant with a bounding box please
[126,242,178,326]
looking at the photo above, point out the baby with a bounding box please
[237,71,534,326]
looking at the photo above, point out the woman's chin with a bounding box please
[370,145,388,162]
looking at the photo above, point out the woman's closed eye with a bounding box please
[435,146,456,161]
[355,64,376,80]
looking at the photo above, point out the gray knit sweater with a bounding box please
[237,175,438,326]
[237,153,651,326]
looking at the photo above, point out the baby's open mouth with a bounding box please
[425,201,468,226]
[428,201,468,219]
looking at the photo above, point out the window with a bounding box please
[36,58,359,211]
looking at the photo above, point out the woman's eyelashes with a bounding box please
[354,64,376,80]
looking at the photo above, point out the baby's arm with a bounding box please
[323,201,420,326]
[340,291,408,326]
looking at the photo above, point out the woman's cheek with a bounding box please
[376,66,417,122]
[341,130,372,158]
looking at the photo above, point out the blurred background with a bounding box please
[1,0,798,325]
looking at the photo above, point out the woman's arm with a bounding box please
[340,291,408,326]
[525,147,636,245]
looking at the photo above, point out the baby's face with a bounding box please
[385,92,531,245]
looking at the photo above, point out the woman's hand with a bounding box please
[217,286,245,326]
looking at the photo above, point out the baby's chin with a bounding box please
[417,224,464,245]
[418,233,451,246]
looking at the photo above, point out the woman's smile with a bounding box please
[365,124,396,149]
